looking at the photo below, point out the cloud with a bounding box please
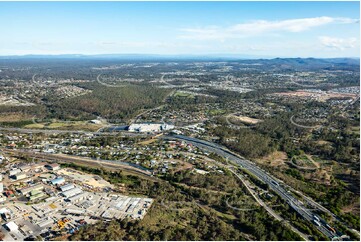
[319,36,358,50]
[179,17,359,40]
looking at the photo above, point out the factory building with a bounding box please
[19,164,31,172]
[68,192,86,203]
[64,208,85,215]
[128,123,174,133]
[9,169,21,176]
[59,183,75,192]
[5,221,18,231]
[29,192,46,201]
[14,173,27,180]
[45,163,60,171]
[62,187,82,198]
[20,184,44,195]
[19,224,33,236]
[37,219,54,228]
[32,162,47,171]
[50,177,65,185]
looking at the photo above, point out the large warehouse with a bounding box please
[128,123,174,133]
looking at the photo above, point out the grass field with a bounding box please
[348,126,360,135]
[0,113,33,122]
[174,91,195,98]
[292,155,318,168]
[208,109,227,116]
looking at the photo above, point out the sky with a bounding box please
[0,1,359,58]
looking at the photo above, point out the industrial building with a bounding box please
[59,183,75,192]
[64,208,85,215]
[29,191,46,201]
[68,192,86,203]
[19,184,44,196]
[5,221,18,231]
[37,219,54,228]
[45,163,60,171]
[62,187,82,198]
[128,123,174,133]
[19,164,31,172]
[13,173,27,180]
[50,177,65,185]
[19,224,32,236]
[9,168,21,176]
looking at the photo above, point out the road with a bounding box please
[229,169,309,241]
[96,74,127,87]
[164,134,338,240]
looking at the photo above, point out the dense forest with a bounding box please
[48,83,172,120]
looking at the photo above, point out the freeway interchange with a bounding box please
[164,134,340,240]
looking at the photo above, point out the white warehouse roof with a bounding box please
[62,187,82,198]
[38,219,54,228]
[5,221,18,231]
[51,177,65,185]
[65,208,85,215]
[68,192,86,202]
[60,183,75,192]
[128,123,174,133]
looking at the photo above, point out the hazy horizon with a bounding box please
[0,53,359,60]
[0,1,359,58]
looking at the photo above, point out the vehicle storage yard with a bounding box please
[0,160,153,241]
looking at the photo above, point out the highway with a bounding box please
[164,134,337,240]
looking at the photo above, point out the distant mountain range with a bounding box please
[0,53,271,60]
[0,54,359,63]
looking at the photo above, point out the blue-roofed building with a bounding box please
[50,177,65,185]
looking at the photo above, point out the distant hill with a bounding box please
[0,54,358,64]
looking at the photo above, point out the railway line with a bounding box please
[2,148,154,179]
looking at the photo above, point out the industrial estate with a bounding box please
[0,159,153,240]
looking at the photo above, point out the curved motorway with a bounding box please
[163,134,339,240]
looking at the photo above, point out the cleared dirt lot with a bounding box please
[230,115,262,124]
[272,90,358,102]
[57,168,114,188]
[255,151,288,167]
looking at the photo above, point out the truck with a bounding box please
[313,220,321,226]
[313,215,320,221]
[325,223,336,233]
